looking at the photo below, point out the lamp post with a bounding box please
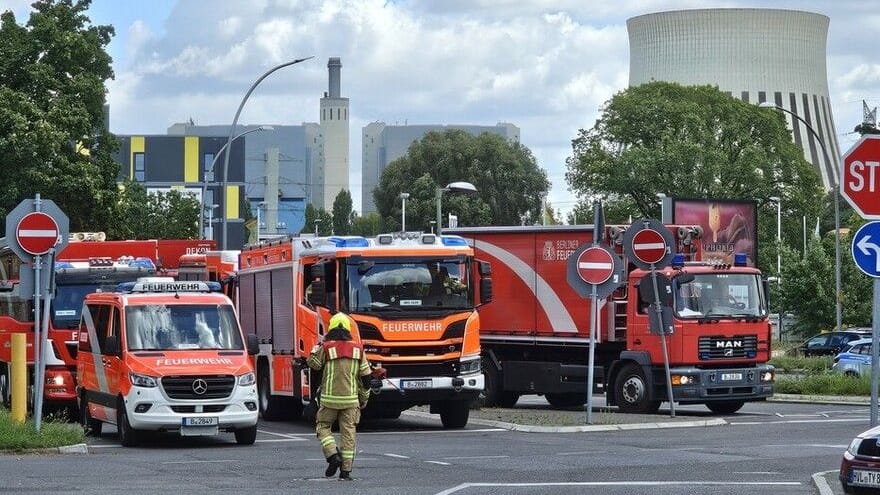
[255,201,266,242]
[399,193,410,232]
[220,56,314,250]
[202,125,273,239]
[768,196,782,277]
[204,204,219,241]
[435,181,477,235]
[760,101,842,331]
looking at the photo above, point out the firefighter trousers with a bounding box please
[316,406,361,472]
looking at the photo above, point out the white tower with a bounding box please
[319,57,350,210]
[628,9,840,190]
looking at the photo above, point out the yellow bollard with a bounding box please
[11,333,26,423]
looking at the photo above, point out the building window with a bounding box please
[329,108,332,120]
[337,108,340,120]
[204,152,215,182]
[204,189,213,207]
[134,152,145,182]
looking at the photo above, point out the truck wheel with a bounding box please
[234,425,258,445]
[117,402,140,447]
[258,364,284,421]
[614,364,660,414]
[705,401,744,414]
[79,397,102,436]
[439,401,470,428]
[479,363,519,408]
[545,393,587,408]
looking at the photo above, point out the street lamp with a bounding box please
[204,204,219,241]
[255,201,266,242]
[768,196,782,277]
[399,193,410,232]
[435,181,477,235]
[760,101,842,331]
[220,56,314,250]
[201,125,273,238]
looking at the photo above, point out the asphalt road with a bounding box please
[1,398,868,495]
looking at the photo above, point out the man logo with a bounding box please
[724,348,734,357]
[192,378,208,395]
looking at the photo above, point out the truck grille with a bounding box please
[382,361,459,378]
[161,375,235,400]
[698,335,758,360]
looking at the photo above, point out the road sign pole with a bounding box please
[586,283,598,425]
[33,254,42,431]
[650,267,675,418]
[35,248,56,432]
[872,279,880,427]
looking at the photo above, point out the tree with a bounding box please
[373,130,550,231]
[302,203,332,236]
[0,0,119,235]
[350,212,381,237]
[565,82,824,272]
[331,189,353,235]
[107,180,199,239]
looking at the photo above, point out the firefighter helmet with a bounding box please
[329,312,351,332]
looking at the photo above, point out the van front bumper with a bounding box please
[124,383,258,431]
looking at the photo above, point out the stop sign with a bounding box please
[842,135,880,219]
[631,229,668,265]
[576,247,615,285]
[16,212,59,255]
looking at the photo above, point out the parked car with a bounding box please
[841,425,880,493]
[797,330,872,357]
[832,339,873,378]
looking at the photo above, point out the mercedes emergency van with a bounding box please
[76,279,260,446]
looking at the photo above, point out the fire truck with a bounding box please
[236,232,491,428]
[446,225,774,414]
[0,234,212,413]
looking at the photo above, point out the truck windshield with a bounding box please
[125,304,243,351]
[674,273,766,319]
[52,283,118,329]
[345,259,472,312]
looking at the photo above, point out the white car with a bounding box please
[832,338,874,378]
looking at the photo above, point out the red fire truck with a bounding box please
[447,225,774,414]
[235,233,491,428]
[0,235,213,413]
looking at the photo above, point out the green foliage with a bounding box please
[767,355,833,373]
[331,189,353,235]
[350,212,382,237]
[302,203,332,235]
[0,0,119,235]
[0,407,84,450]
[106,181,199,239]
[373,130,549,231]
[775,373,870,396]
[777,241,834,335]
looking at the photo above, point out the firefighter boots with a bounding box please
[339,470,352,480]
[325,453,342,477]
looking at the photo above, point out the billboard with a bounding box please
[672,198,757,266]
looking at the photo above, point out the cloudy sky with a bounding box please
[6,0,880,217]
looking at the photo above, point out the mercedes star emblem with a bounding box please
[192,378,208,395]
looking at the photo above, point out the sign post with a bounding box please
[623,219,676,417]
[5,195,68,432]
[842,136,880,427]
[566,202,624,424]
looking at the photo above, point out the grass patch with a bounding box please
[775,373,871,396]
[768,355,833,373]
[0,407,84,451]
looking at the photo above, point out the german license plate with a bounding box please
[851,469,880,487]
[721,373,742,381]
[182,416,219,426]
[401,379,431,389]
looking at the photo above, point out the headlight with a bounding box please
[459,357,481,375]
[129,372,158,388]
[849,438,863,456]
[238,372,256,386]
[672,375,697,385]
[761,371,774,382]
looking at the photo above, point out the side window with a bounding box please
[829,334,850,348]
[111,306,122,344]
[860,345,873,356]
[89,304,111,353]
[806,335,829,349]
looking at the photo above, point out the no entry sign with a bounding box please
[623,219,675,270]
[631,229,667,265]
[16,212,59,255]
[576,247,615,285]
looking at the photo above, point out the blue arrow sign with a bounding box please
[852,221,880,277]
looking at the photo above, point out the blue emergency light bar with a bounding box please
[733,253,748,267]
[116,280,222,294]
[327,236,369,248]
[440,236,468,247]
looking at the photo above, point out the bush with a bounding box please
[775,373,871,396]
[0,408,84,451]
[768,355,833,373]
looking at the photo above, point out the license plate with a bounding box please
[851,469,880,487]
[721,373,742,381]
[401,379,432,389]
[182,416,219,426]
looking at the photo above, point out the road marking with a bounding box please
[255,438,308,443]
[426,461,451,466]
[434,481,802,495]
[360,428,505,436]
[733,472,783,475]
[731,418,866,425]
[758,444,847,450]
[88,444,122,449]
[442,455,510,460]
[557,451,604,456]
[258,430,310,439]
[384,453,410,459]
[813,469,837,495]
[161,460,237,465]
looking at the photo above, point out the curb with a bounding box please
[770,394,870,406]
[401,410,728,433]
[812,469,837,495]
[2,443,89,455]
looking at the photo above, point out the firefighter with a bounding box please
[308,312,372,480]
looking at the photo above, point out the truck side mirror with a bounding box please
[246,333,259,356]
[480,278,493,304]
[478,260,492,276]
[638,273,673,307]
[309,280,327,306]
[311,264,325,279]
[104,335,120,357]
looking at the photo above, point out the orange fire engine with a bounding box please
[236,233,491,428]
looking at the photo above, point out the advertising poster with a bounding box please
[672,198,757,266]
